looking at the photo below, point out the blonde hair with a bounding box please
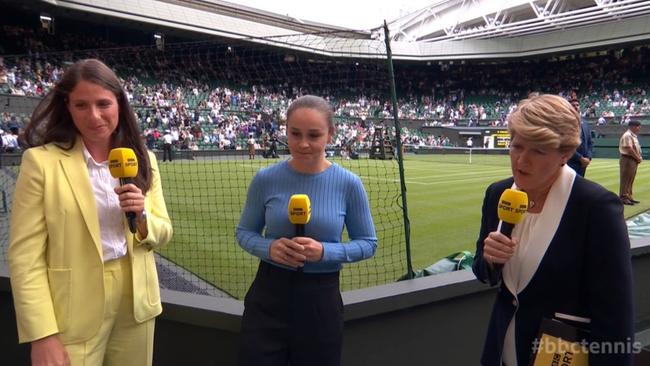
[508,94,581,151]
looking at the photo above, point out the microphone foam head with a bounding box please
[288,194,311,225]
[108,148,138,178]
[497,188,528,224]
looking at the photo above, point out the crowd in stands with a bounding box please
[1,15,650,152]
[0,112,23,152]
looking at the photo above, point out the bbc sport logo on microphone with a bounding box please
[497,189,528,225]
[108,148,138,178]
[288,194,311,225]
[108,158,137,169]
[497,200,527,215]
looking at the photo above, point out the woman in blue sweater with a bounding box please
[236,95,377,366]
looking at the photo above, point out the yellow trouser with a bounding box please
[65,255,155,366]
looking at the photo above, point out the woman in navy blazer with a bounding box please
[473,94,634,365]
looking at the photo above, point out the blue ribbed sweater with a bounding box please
[236,160,377,273]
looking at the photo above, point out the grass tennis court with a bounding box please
[400,153,650,270]
[156,153,650,297]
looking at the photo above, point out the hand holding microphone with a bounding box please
[483,188,528,267]
[269,194,312,267]
[288,194,311,236]
[108,148,144,234]
[288,194,323,262]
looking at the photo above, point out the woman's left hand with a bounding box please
[115,183,145,221]
[292,237,324,262]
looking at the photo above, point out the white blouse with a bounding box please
[499,165,577,365]
[82,144,127,262]
[502,213,540,366]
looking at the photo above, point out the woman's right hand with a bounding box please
[483,231,517,265]
[31,334,70,366]
[269,238,306,268]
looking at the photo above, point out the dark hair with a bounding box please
[23,59,152,193]
[286,95,334,132]
[628,120,641,127]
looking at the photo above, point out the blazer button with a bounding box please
[512,299,518,307]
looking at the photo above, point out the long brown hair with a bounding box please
[23,59,152,193]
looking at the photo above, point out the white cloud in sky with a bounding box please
[229,0,435,30]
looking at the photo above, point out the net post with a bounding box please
[383,21,414,280]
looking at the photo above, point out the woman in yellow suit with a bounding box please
[8,59,173,366]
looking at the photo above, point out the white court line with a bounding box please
[407,165,620,185]
[360,175,429,185]
[588,165,623,171]
[411,175,512,186]
[404,163,478,170]
[237,164,265,169]
[406,169,510,180]
[407,172,508,182]
[361,174,509,186]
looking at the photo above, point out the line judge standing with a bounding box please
[619,120,642,205]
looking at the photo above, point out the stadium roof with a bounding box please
[160,0,371,38]
[35,0,650,59]
[386,0,650,43]
[225,0,434,30]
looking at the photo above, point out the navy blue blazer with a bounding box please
[472,176,634,366]
[567,120,594,176]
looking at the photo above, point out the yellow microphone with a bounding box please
[288,194,311,236]
[497,188,528,238]
[108,148,139,233]
[489,188,529,281]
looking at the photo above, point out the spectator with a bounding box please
[2,128,19,152]
[619,120,642,205]
[162,129,173,162]
[567,98,593,177]
[247,134,256,160]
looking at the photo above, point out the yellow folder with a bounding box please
[531,317,589,366]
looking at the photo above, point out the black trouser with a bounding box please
[238,261,343,366]
[163,143,172,161]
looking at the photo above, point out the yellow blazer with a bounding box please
[8,141,173,344]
